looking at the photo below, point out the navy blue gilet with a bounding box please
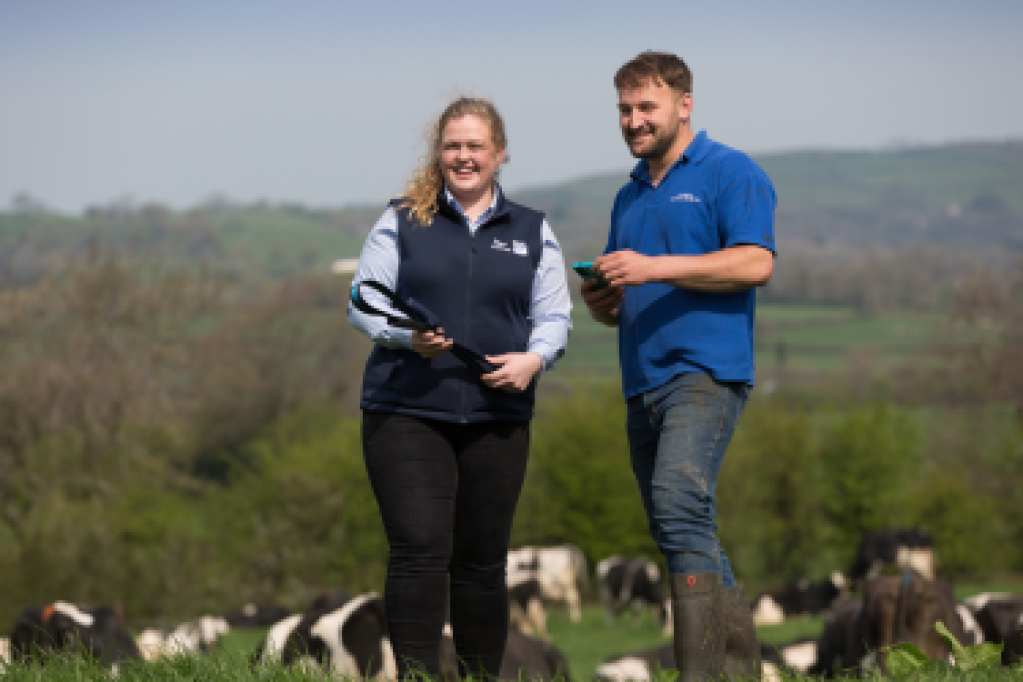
[360,190,544,423]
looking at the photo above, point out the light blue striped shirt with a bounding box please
[347,186,572,370]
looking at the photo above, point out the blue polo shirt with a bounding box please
[605,130,777,398]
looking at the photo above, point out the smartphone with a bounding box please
[572,261,609,291]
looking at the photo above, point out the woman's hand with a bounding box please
[481,352,544,393]
[410,328,453,358]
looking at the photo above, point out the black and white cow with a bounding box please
[252,613,305,664]
[969,594,1023,666]
[596,556,665,626]
[224,603,292,628]
[751,572,848,626]
[252,588,352,665]
[254,592,395,678]
[507,545,588,622]
[849,528,935,582]
[955,602,985,646]
[9,601,140,668]
[508,576,549,640]
[257,596,567,681]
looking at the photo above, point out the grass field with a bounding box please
[556,303,973,377]
[4,598,1022,680]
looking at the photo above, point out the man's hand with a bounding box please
[594,249,658,288]
[410,328,453,358]
[582,278,625,327]
[481,352,544,393]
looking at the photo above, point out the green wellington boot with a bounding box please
[722,585,762,680]
[669,573,725,681]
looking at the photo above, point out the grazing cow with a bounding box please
[596,556,665,626]
[507,545,587,622]
[971,595,1023,666]
[9,602,140,668]
[224,603,291,628]
[751,572,848,626]
[849,528,935,582]
[508,576,549,640]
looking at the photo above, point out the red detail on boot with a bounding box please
[686,575,696,586]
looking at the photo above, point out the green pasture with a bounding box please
[557,303,974,376]
[196,207,368,274]
[3,598,1023,680]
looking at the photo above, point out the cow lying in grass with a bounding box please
[135,615,231,660]
[254,591,569,680]
[809,575,965,676]
[9,601,139,671]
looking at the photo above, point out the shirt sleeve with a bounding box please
[527,219,572,371]
[346,207,415,349]
[719,165,778,254]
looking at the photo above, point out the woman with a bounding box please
[347,97,571,678]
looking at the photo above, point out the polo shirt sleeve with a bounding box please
[718,166,777,255]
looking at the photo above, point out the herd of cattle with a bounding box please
[1,530,1021,679]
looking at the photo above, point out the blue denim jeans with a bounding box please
[626,372,749,586]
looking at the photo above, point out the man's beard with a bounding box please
[625,121,679,160]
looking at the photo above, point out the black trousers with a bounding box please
[362,411,530,678]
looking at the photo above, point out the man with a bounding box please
[583,51,776,680]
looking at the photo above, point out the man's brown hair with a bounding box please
[614,51,692,95]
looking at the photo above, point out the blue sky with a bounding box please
[2,1,1021,212]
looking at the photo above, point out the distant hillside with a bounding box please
[2,141,1020,310]
[508,139,1023,261]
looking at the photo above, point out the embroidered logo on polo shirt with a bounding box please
[491,238,510,252]
[670,193,701,203]
[512,240,528,256]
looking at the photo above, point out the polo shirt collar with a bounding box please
[439,183,509,228]
[630,129,712,184]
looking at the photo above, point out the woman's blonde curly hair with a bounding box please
[398,97,508,226]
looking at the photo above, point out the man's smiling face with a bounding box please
[618,79,691,162]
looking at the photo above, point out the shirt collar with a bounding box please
[631,129,712,184]
[443,184,501,229]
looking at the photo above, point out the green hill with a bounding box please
[3,140,1021,299]
[509,139,1023,261]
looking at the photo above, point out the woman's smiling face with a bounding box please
[439,114,505,204]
